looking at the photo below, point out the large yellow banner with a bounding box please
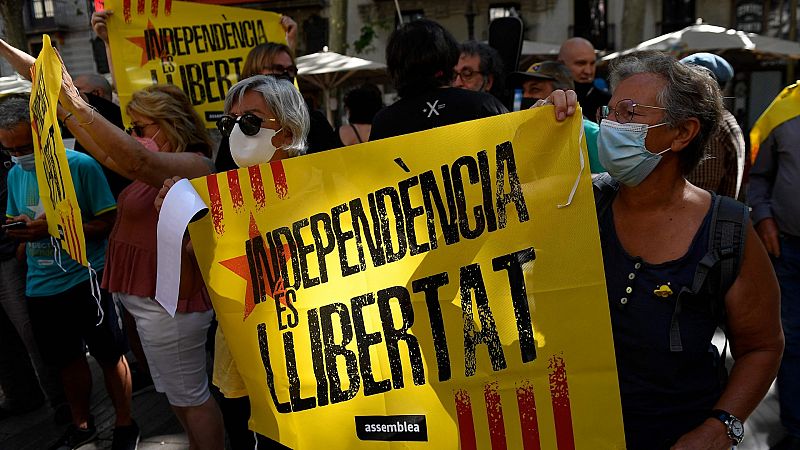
[188,109,625,449]
[30,35,88,266]
[105,0,285,127]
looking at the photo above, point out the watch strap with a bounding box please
[710,409,744,444]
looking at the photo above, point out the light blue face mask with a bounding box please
[10,153,36,171]
[598,119,671,187]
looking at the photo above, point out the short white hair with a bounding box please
[224,75,310,156]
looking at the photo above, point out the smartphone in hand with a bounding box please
[1,221,27,230]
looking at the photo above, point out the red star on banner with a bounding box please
[125,20,170,67]
[219,213,290,320]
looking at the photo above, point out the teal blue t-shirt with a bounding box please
[583,118,605,174]
[6,150,116,297]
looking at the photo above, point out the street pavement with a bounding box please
[0,333,788,449]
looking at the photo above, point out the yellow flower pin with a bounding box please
[654,284,673,298]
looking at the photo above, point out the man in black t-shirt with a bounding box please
[370,20,508,141]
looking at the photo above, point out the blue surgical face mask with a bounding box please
[10,153,36,171]
[598,119,671,187]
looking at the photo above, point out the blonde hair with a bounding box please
[126,85,211,155]
[241,43,295,79]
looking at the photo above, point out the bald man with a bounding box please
[73,73,113,102]
[558,37,610,120]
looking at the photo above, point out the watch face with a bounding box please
[731,419,744,438]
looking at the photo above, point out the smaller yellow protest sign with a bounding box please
[106,0,286,128]
[750,80,800,163]
[30,35,88,266]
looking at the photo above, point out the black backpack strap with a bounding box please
[593,173,619,221]
[667,194,748,352]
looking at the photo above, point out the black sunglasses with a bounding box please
[264,64,298,78]
[216,113,275,137]
[126,125,146,137]
[125,122,157,138]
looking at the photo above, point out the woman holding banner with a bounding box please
[594,51,783,449]
[158,74,309,449]
[54,64,225,449]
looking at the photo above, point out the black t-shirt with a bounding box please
[575,81,611,121]
[306,109,339,154]
[369,87,508,141]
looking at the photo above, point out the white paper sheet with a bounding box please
[155,178,208,317]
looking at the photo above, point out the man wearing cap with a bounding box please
[508,61,604,173]
[681,53,745,199]
[558,37,611,120]
[452,40,504,95]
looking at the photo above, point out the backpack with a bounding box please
[592,173,748,379]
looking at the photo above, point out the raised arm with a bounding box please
[0,38,37,80]
[57,54,213,187]
[91,10,117,93]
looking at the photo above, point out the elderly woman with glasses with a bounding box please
[594,51,783,450]
[156,74,309,449]
[222,42,338,155]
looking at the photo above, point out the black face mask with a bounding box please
[573,82,594,98]
[520,97,539,110]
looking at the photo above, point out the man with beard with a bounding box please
[558,37,610,120]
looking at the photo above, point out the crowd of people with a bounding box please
[0,9,795,450]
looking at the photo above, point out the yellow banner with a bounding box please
[30,35,88,266]
[105,0,285,127]
[188,109,625,449]
[750,80,800,163]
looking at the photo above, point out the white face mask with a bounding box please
[228,123,283,168]
[11,153,36,171]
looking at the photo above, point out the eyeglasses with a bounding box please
[0,142,36,155]
[454,68,483,82]
[216,113,277,137]
[126,122,156,138]
[596,99,667,124]
[262,64,298,78]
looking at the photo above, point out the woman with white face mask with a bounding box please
[157,75,309,450]
[593,51,783,450]
[215,75,309,169]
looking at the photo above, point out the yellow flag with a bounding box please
[30,35,88,266]
[105,0,285,127]
[188,109,625,449]
[750,81,800,163]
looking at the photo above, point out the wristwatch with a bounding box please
[710,409,744,445]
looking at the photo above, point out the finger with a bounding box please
[565,89,578,117]
[550,90,567,121]
[530,99,547,109]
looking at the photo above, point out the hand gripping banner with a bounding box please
[105,0,285,127]
[30,35,88,266]
[176,108,625,448]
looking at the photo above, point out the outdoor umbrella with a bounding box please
[296,50,387,123]
[602,23,800,61]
